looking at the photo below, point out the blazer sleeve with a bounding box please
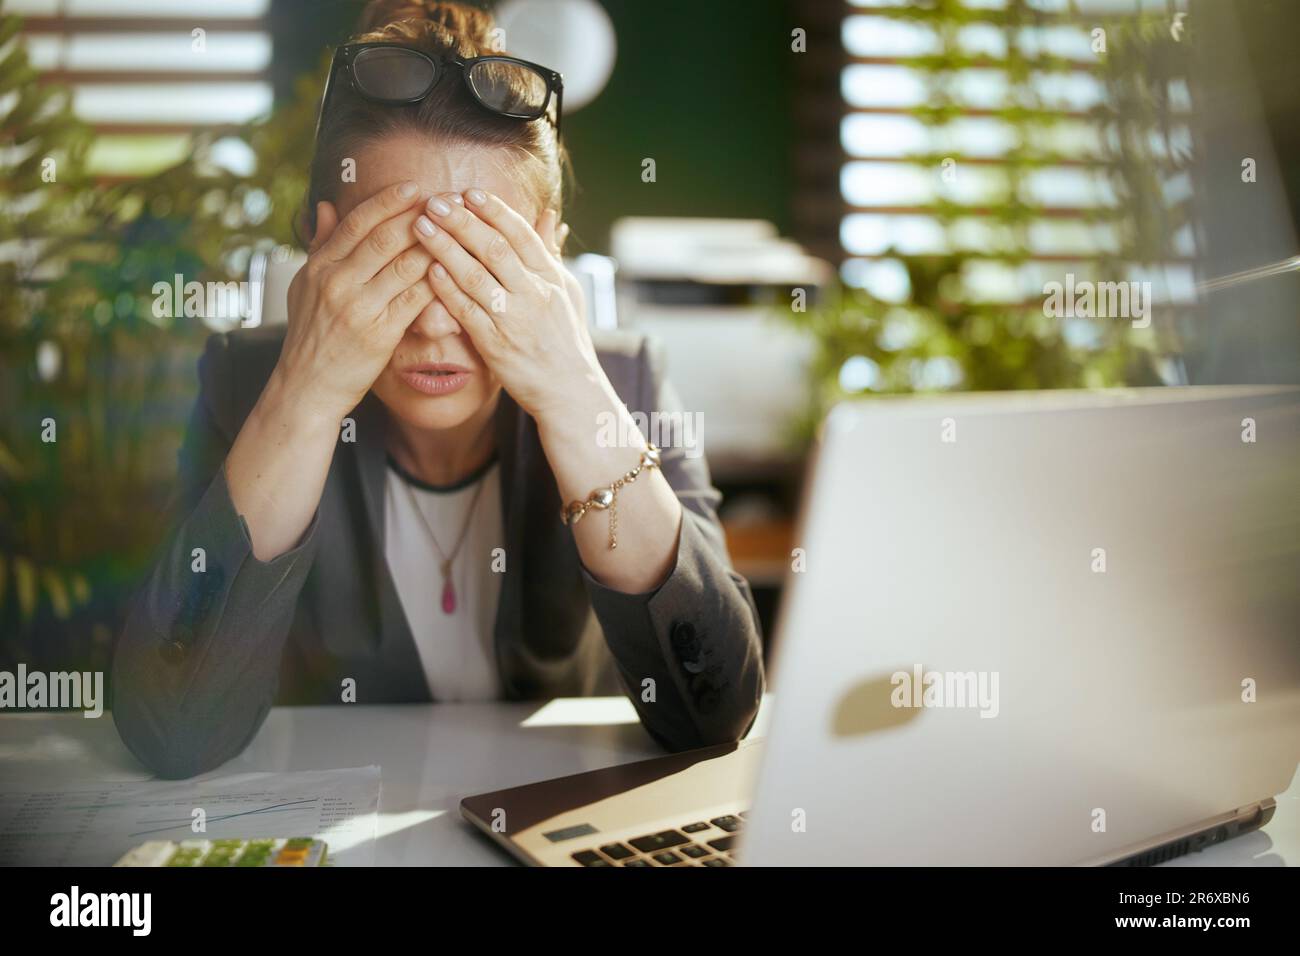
[110,333,321,779]
[582,337,766,751]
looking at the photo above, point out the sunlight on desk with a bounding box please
[520,695,775,735]
[374,808,446,842]
[520,697,640,728]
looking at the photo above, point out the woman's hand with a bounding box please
[409,188,604,422]
[277,180,436,423]
[411,187,684,593]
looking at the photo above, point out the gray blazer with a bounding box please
[110,326,765,778]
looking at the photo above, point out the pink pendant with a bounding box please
[441,576,457,615]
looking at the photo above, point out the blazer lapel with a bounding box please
[493,390,526,697]
[354,392,389,554]
[491,393,588,698]
[351,392,430,702]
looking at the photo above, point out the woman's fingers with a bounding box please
[341,207,428,284]
[411,209,512,316]
[465,188,563,275]
[427,261,500,350]
[380,269,437,331]
[364,245,434,315]
[420,192,533,292]
[317,179,425,263]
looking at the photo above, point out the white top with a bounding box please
[383,456,504,701]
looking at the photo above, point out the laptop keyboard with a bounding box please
[570,813,746,867]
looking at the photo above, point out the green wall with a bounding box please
[559,0,795,253]
[271,0,796,255]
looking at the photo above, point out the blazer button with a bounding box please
[691,669,726,715]
[671,621,702,662]
[158,640,189,664]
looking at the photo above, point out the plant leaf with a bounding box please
[14,556,37,623]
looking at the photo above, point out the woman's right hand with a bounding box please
[276,180,436,422]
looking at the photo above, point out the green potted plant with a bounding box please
[0,2,325,673]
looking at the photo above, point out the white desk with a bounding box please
[1,700,1293,866]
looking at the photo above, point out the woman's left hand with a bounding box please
[410,188,607,422]
[412,188,684,593]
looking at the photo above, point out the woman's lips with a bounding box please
[398,363,471,396]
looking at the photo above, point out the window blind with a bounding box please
[14,0,272,177]
[820,0,1195,316]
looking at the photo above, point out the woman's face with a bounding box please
[331,131,542,433]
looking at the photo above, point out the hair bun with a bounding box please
[355,0,497,48]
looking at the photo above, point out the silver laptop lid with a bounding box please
[744,386,1300,865]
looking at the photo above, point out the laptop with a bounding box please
[461,386,1300,866]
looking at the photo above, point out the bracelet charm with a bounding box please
[561,444,661,549]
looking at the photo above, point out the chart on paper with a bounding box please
[0,766,380,866]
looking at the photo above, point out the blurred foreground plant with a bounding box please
[0,1,325,667]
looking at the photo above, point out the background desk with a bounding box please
[1,699,1294,866]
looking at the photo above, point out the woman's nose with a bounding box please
[408,296,463,340]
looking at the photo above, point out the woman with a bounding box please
[111,0,764,779]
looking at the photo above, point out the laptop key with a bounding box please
[628,830,689,853]
[623,858,652,867]
[702,857,731,867]
[652,851,682,865]
[707,835,737,852]
[681,822,710,833]
[600,843,634,860]
[710,815,742,832]
[681,844,710,859]
[572,850,609,867]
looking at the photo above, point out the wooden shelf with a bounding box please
[724,520,796,589]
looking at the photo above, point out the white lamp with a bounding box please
[493,0,617,113]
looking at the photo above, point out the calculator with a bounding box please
[113,837,328,867]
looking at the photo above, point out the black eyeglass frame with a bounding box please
[313,41,564,142]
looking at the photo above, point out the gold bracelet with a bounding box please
[561,444,662,550]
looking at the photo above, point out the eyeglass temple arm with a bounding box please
[313,55,340,143]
